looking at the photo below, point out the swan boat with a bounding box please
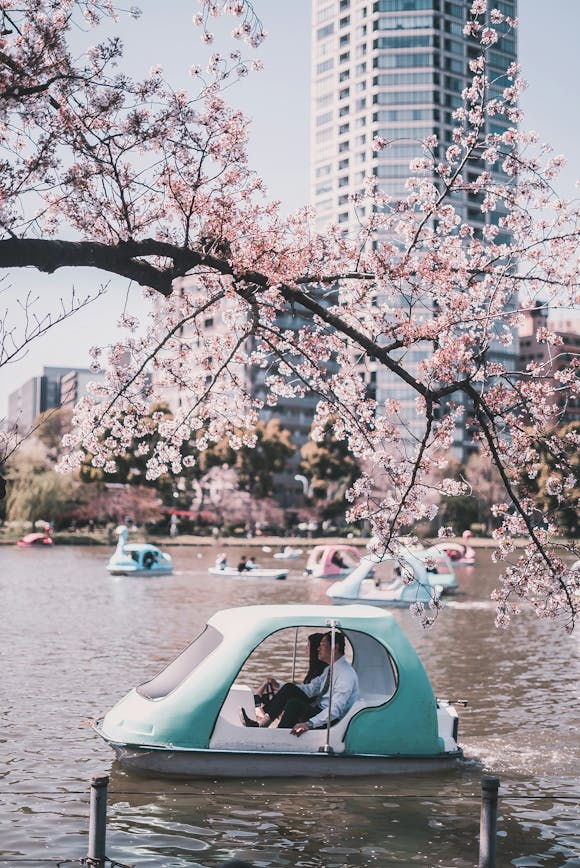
[272,547,303,560]
[415,546,458,592]
[92,603,463,777]
[17,529,53,547]
[304,544,361,578]
[327,549,443,606]
[433,531,476,566]
[106,525,173,577]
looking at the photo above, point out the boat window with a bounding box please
[137,625,222,699]
[236,627,355,688]
[370,560,413,584]
[345,629,399,697]
[235,626,397,701]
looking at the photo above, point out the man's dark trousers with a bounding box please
[262,683,321,729]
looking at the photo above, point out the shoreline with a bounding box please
[1,533,518,549]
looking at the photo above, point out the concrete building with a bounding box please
[7,366,104,432]
[519,307,580,425]
[310,0,518,459]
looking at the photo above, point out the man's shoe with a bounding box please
[240,708,259,727]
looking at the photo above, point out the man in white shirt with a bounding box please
[240,631,359,736]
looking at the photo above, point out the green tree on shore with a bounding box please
[298,419,360,518]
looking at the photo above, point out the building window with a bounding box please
[376,0,433,9]
[317,23,334,40]
[317,5,334,24]
[376,14,435,30]
[317,58,334,74]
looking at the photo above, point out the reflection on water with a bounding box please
[0,543,579,866]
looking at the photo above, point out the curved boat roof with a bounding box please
[208,603,394,634]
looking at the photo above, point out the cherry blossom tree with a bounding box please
[0,1,578,628]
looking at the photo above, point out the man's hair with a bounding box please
[324,630,346,654]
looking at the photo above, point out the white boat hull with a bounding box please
[106,565,173,577]
[109,742,463,778]
[208,567,288,580]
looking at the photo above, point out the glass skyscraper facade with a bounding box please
[310,0,518,459]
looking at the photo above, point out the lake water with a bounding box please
[1,543,579,867]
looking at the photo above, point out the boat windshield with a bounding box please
[137,625,222,699]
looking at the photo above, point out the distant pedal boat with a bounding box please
[93,603,463,778]
[208,565,288,580]
[304,544,361,578]
[17,530,53,547]
[106,525,173,577]
[327,549,444,606]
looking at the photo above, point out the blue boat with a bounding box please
[326,549,443,606]
[106,525,173,577]
[93,603,463,777]
[416,546,458,592]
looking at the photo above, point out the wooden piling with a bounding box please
[87,774,109,867]
[479,775,500,868]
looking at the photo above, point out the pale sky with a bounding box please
[1,0,579,419]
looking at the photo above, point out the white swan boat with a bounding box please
[272,546,303,560]
[327,549,442,606]
[106,525,173,577]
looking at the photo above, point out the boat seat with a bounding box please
[209,684,388,754]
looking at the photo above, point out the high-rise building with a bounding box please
[7,366,104,433]
[519,307,580,426]
[310,0,518,459]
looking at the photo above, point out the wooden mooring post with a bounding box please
[479,775,500,868]
[87,774,109,867]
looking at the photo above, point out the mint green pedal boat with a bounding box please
[94,604,463,777]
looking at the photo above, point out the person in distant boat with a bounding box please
[375,564,401,589]
[245,556,256,569]
[237,556,250,572]
[143,551,158,569]
[216,553,228,570]
[241,631,359,736]
[331,550,347,569]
